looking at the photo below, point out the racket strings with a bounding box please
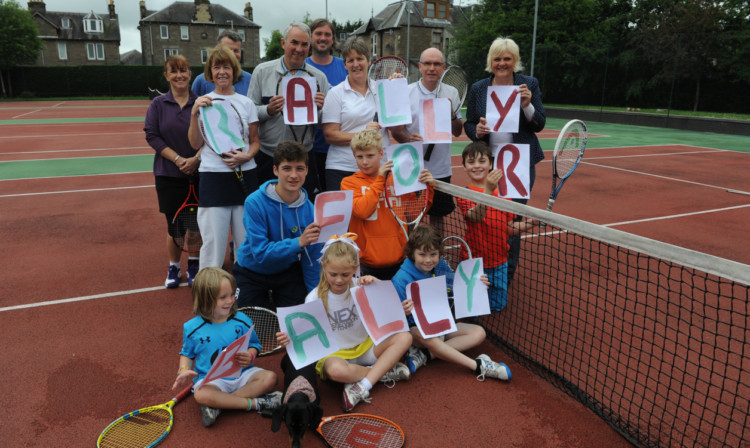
[439,67,468,112]
[319,418,404,448]
[238,307,281,355]
[172,207,202,252]
[556,127,585,177]
[98,409,171,448]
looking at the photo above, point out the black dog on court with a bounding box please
[271,354,323,448]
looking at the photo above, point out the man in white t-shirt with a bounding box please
[391,48,463,233]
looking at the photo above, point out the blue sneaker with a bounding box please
[187,259,199,287]
[476,354,511,381]
[165,265,180,289]
[405,346,428,375]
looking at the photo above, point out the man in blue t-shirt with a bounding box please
[192,30,252,96]
[304,19,347,193]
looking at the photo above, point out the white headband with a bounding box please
[318,233,360,263]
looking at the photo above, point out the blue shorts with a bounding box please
[486,263,509,312]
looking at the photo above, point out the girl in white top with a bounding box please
[189,45,260,269]
[321,37,389,190]
[276,233,412,412]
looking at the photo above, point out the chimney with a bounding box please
[28,0,45,15]
[139,1,147,19]
[108,0,116,19]
[244,2,253,21]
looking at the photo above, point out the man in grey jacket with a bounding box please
[248,22,330,196]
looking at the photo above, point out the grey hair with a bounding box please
[283,22,311,41]
[218,29,242,43]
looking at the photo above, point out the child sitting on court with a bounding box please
[341,129,434,280]
[276,233,413,412]
[172,267,282,427]
[391,224,512,381]
[233,141,322,308]
[455,141,538,312]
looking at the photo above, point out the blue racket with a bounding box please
[545,119,587,212]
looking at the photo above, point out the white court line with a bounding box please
[604,204,750,227]
[0,285,183,313]
[0,131,142,140]
[11,109,42,119]
[0,184,152,198]
[0,171,151,183]
[0,146,149,156]
[0,153,148,164]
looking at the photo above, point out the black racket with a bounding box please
[237,306,282,356]
[276,67,320,144]
[197,97,250,196]
[543,119,588,223]
[317,414,405,448]
[384,171,430,240]
[368,55,408,122]
[171,174,201,253]
[424,65,469,162]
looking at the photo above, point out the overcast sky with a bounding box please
[34,0,478,57]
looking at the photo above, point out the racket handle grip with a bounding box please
[545,198,555,211]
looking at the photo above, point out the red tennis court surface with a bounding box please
[1,100,748,447]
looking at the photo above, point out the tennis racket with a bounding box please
[544,119,587,215]
[384,171,431,240]
[441,235,472,272]
[97,385,192,448]
[197,97,251,196]
[276,67,320,144]
[368,55,408,122]
[317,414,405,448]
[237,306,282,356]
[424,65,469,162]
[171,174,201,253]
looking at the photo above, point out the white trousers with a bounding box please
[197,205,246,269]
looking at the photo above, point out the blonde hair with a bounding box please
[191,267,237,320]
[350,129,383,153]
[485,37,524,73]
[205,44,241,84]
[318,236,360,312]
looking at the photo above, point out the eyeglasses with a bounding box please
[419,61,445,67]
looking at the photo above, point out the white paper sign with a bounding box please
[199,100,244,154]
[282,75,318,125]
[385,142,425,196]
[194,328,252,389]
[407,276,456,339]
[375,78,412,127]
[485,86,520,134]
[351,281,409,345]
[419,98,453,144]
[453,258,491,319]
[277,301,339,370]
[314,190,353,243]
[494,143,530,199]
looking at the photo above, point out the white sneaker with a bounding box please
[379,362,411,388]
[342,382,371,412]
[476,354,512,381]
[200,405,221,427]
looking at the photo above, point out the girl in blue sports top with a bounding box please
[173,267,281,427]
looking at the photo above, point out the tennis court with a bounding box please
[1,100,748,447]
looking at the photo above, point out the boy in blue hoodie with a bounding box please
[234,141,323,308]
[391,224,512,382]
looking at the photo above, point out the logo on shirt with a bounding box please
[328,304,359,332]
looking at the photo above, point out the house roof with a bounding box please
[140,1,259,29]
[353,1,466,34]
[120,49,142,64]
[33,10,121,42]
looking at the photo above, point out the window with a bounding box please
[426,2,435,18]
[83,13,102,33]
[238,29,246,41]
[371,33,378,59]
[432,32,442,50]
[160,25,169,39]
[180,26,189,40]
[61,17,70,29]
[87,43,105,60]
[58,43,68,60]
[164,48,179,60]
[438,3,448,19]
[201,49,209,64]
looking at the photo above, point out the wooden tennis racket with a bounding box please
[97,385,192,448]
[317,413,405,448]
[171,174,201,253]
[237,306,282,356]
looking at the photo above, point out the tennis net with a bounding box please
[434,180,750,448]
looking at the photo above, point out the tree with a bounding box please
[263,29,284,61]
[0,0,43,97]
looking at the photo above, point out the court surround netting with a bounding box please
[434,180,750,448]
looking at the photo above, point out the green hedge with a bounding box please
[8,65,254,98]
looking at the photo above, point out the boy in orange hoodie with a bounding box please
[340,130,434,280]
